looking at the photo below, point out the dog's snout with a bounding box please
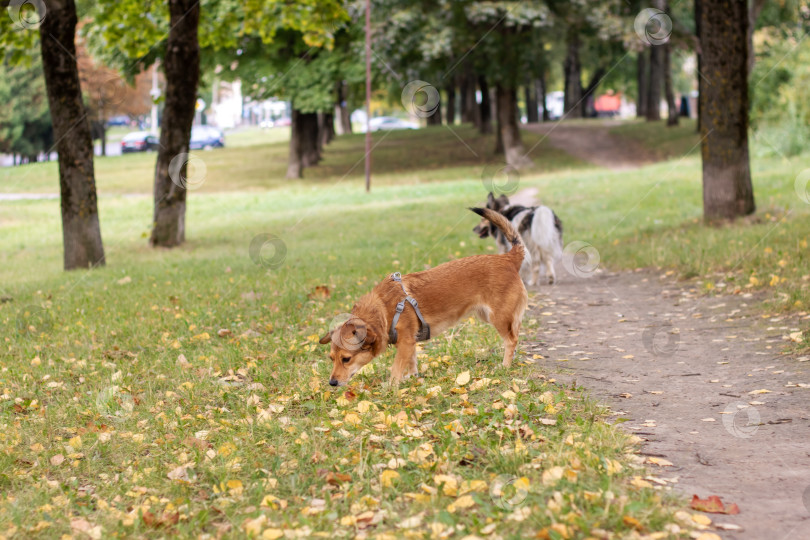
[329,379,338,387]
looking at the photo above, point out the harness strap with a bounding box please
[388,272,431,344]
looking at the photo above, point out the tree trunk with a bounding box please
[287,109,303,179]
[538,74,549,122]
[563,29,582,119]
[463,72,481,127]
[300,112,320,167]
[699,0,755,221]
[495,84,532,169]
[459,74,469,122]
[445,83,456,125]
[582,68,606,118]
[149,0,200,248]
[664,43,679,126]
[493,86,503,154]
[479,76,492,134]
[695,0,703,133]
[39,0,105,270]
[319,112,335,148]
[336,81,352,134]
[747,0,766,74]
[524,78,538,123]
[646,43,663,121]
[427,98,442,125]
[636,50,648,118]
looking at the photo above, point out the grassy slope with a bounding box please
[0,126,683,539]
[1,120,807,537]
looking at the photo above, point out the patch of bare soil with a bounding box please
[525,121,656,170]
[526,268,810,539]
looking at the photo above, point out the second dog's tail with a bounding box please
[469,207,525,271]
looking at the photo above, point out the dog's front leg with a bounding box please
[390,340,416,384]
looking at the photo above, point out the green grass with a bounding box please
[1,120,808,537]
[609,118,702,160]
[0,125,584,195]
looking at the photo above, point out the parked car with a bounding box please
[107,115,131,127]
[190,126,225,149]
[121,131,159,153]
[368,116,418,132]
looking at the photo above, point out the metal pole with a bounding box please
[364,0,371,192]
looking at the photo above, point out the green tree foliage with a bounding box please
[0,56,53,161]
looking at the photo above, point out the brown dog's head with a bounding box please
[319,317,378,386]
[473,192,509,238]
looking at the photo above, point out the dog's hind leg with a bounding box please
[492,311,521,368]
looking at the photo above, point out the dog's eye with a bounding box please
[342,356,351,363]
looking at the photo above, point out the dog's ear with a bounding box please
[497,194,509,207]
[361,326,377,349]
[319,331,333,345]
[487,192,497,207]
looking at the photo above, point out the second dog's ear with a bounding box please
[487,192,497,207]
[497,194,509,207]
[319,331,332,345]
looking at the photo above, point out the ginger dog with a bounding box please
[319,207,528,386]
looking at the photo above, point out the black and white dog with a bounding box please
[473,192,563,286]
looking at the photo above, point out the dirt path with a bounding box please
[525,121,656,170]
[525,267,810,539]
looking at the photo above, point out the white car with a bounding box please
[368,116,419,132]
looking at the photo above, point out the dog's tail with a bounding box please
[469,207,525,271]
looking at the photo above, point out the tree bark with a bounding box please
[300,112,320,167]
[336,81,352,134]
[582,67,606,118]
[478,76,492,134]
[149,0,200,248]
[747,0,766,74]
[664,42,679,126]
[698,0,755,221]
[427,98,442,125]
[445,83,456,125]
[524,78,538,123]
[563,29,582,119]
[287,109,303,179]
[495,84,532,169]
[695,0,703,133]
[39,0,105,270]
[636,49,648,118]
[646,43,663,121]
[319,112,335,148]
[463,72,481,127]
[538,74,549,122]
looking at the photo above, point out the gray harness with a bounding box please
[388,272,430,344]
